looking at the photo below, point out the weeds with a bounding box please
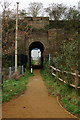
[2,69,32,102]
[40,68,80,119]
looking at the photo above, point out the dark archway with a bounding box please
[29,41,44,69]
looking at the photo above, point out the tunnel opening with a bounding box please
[31,48,41,66]
[29,41,44,69]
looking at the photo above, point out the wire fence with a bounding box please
[2,65,24,80]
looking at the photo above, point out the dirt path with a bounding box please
[2,70,76,118]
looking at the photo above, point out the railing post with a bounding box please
[50,67,52,74]
[75,70,79,94]
[49,53,50,67]
[22,65,24,75]
[62,71,64,82]
[9,67,12,80]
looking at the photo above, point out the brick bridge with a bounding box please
[17,17,66,68]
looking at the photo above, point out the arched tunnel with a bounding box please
[29,41,44,69]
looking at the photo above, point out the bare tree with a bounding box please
[45,3,67,20]
[27,2,43,17]
[64,6,79,20]
[1,0,32,57]
[0,0,12,18]
[19,9,28,19]
[0,0,16,56]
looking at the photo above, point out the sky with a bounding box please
[31,49,41,60]
[18,0,79,9]
[1,0,80,11]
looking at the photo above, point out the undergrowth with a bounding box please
[40,66,80,119]
[2,69,33,102]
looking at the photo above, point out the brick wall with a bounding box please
[25,17,49,28]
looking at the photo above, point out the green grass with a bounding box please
[37,58,41,65]
[40,68,80,119]
[2,69,32,102]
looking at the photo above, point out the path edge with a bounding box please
[57,96,79,120]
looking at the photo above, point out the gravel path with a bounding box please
[2,70,76,118]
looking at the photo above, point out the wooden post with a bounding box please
[75,70,79,93]
[51,67,53,74]
[56,68,58,81]
[62,71,64,82]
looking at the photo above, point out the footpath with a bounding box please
[2,70,77,119]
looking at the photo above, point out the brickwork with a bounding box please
[18,29,65,60]
[17,17,67,61]
[25,17,49,29]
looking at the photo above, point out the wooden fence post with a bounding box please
[56,68,58,82]
[75,70,79,93]
[62,71,64,83]
[51,67,53,74]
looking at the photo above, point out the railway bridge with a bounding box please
[17,17,65,68]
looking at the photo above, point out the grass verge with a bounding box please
[40,68,80,119]
[2,69,33,102]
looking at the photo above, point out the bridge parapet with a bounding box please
[25,17,49,29]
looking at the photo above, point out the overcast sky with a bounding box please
[31,49,41,59]
[2,0,80,11]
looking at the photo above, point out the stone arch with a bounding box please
[29,41,44,68]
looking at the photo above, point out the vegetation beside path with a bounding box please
[2,69,32,103]
[40,64,80,119]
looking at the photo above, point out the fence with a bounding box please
[2,66,24,80]
[50,66,80,90]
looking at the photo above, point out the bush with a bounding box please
[40,62,80,119]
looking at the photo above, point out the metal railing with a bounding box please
[2,65,24,80]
